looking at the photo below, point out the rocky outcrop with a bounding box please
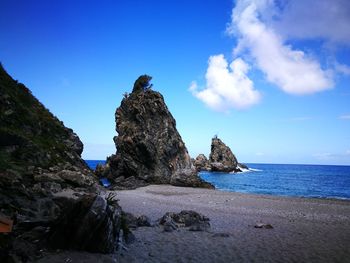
[0,64,97,194]
[209,137,238,172]
[49,194,122,253]
[158,210,210,232]
[0,64,95,192]
[99,75,213,189]
[0,65,89,173]
[194,137,247,173]
[0,193,124,261]
[122,212,153,229]
[208,136,242,172]
[0,64,100,260]
[193,154,210,171]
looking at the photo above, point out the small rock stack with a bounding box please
[194,136,247,173]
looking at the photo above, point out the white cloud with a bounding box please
[190,0,347,111]
[272,0,350,46]
[229,0,334,95]
[189,54,261,112]
[339,115,350,120]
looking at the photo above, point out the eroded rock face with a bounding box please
[194,138,248,172]
[49,194,122,253]
[101,75,213,189]
[0,65,98,209]
[0,65,88,173]
[0,64,99,260]
[0,64,96,193]
[194,154,210,171]
[209,137,239,173]
[158,210,210,232]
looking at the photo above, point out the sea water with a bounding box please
[85,160,350,200]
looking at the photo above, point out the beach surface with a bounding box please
[41,185,350,263]
[116,185,350,263]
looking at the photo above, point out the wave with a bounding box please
[249,168,263,172]
[229,167,262,174]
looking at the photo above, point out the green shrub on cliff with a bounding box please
[132,74,152,93]
[0,63,86,172]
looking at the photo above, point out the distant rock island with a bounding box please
[194,136,248,173]
[96,75,213,189]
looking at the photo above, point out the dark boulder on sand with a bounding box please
[158,210,210,232]
[98,75,213,189]
[49,194,122,253]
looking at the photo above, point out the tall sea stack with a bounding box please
[100,75,213,189]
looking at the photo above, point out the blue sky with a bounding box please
[1,0,350,165]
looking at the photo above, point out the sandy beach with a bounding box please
[115,185,350,263]
[41,185,350,262]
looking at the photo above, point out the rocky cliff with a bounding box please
[98,75,213,189]
[0,64,89,173]
[0,64,108,261]
[0,64,96,202]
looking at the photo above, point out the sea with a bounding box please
[85,160,350,200]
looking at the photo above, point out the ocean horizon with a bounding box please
[85,160,350,200]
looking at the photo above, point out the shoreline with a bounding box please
[210,187,350,202]
[86,160,350,201]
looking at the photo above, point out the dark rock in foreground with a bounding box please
[0,64,100,261]
[158,210,210,232]
[98,75,213,189]
[254,223,274,229]
[122,212,153,229]
[49,194,122,253]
